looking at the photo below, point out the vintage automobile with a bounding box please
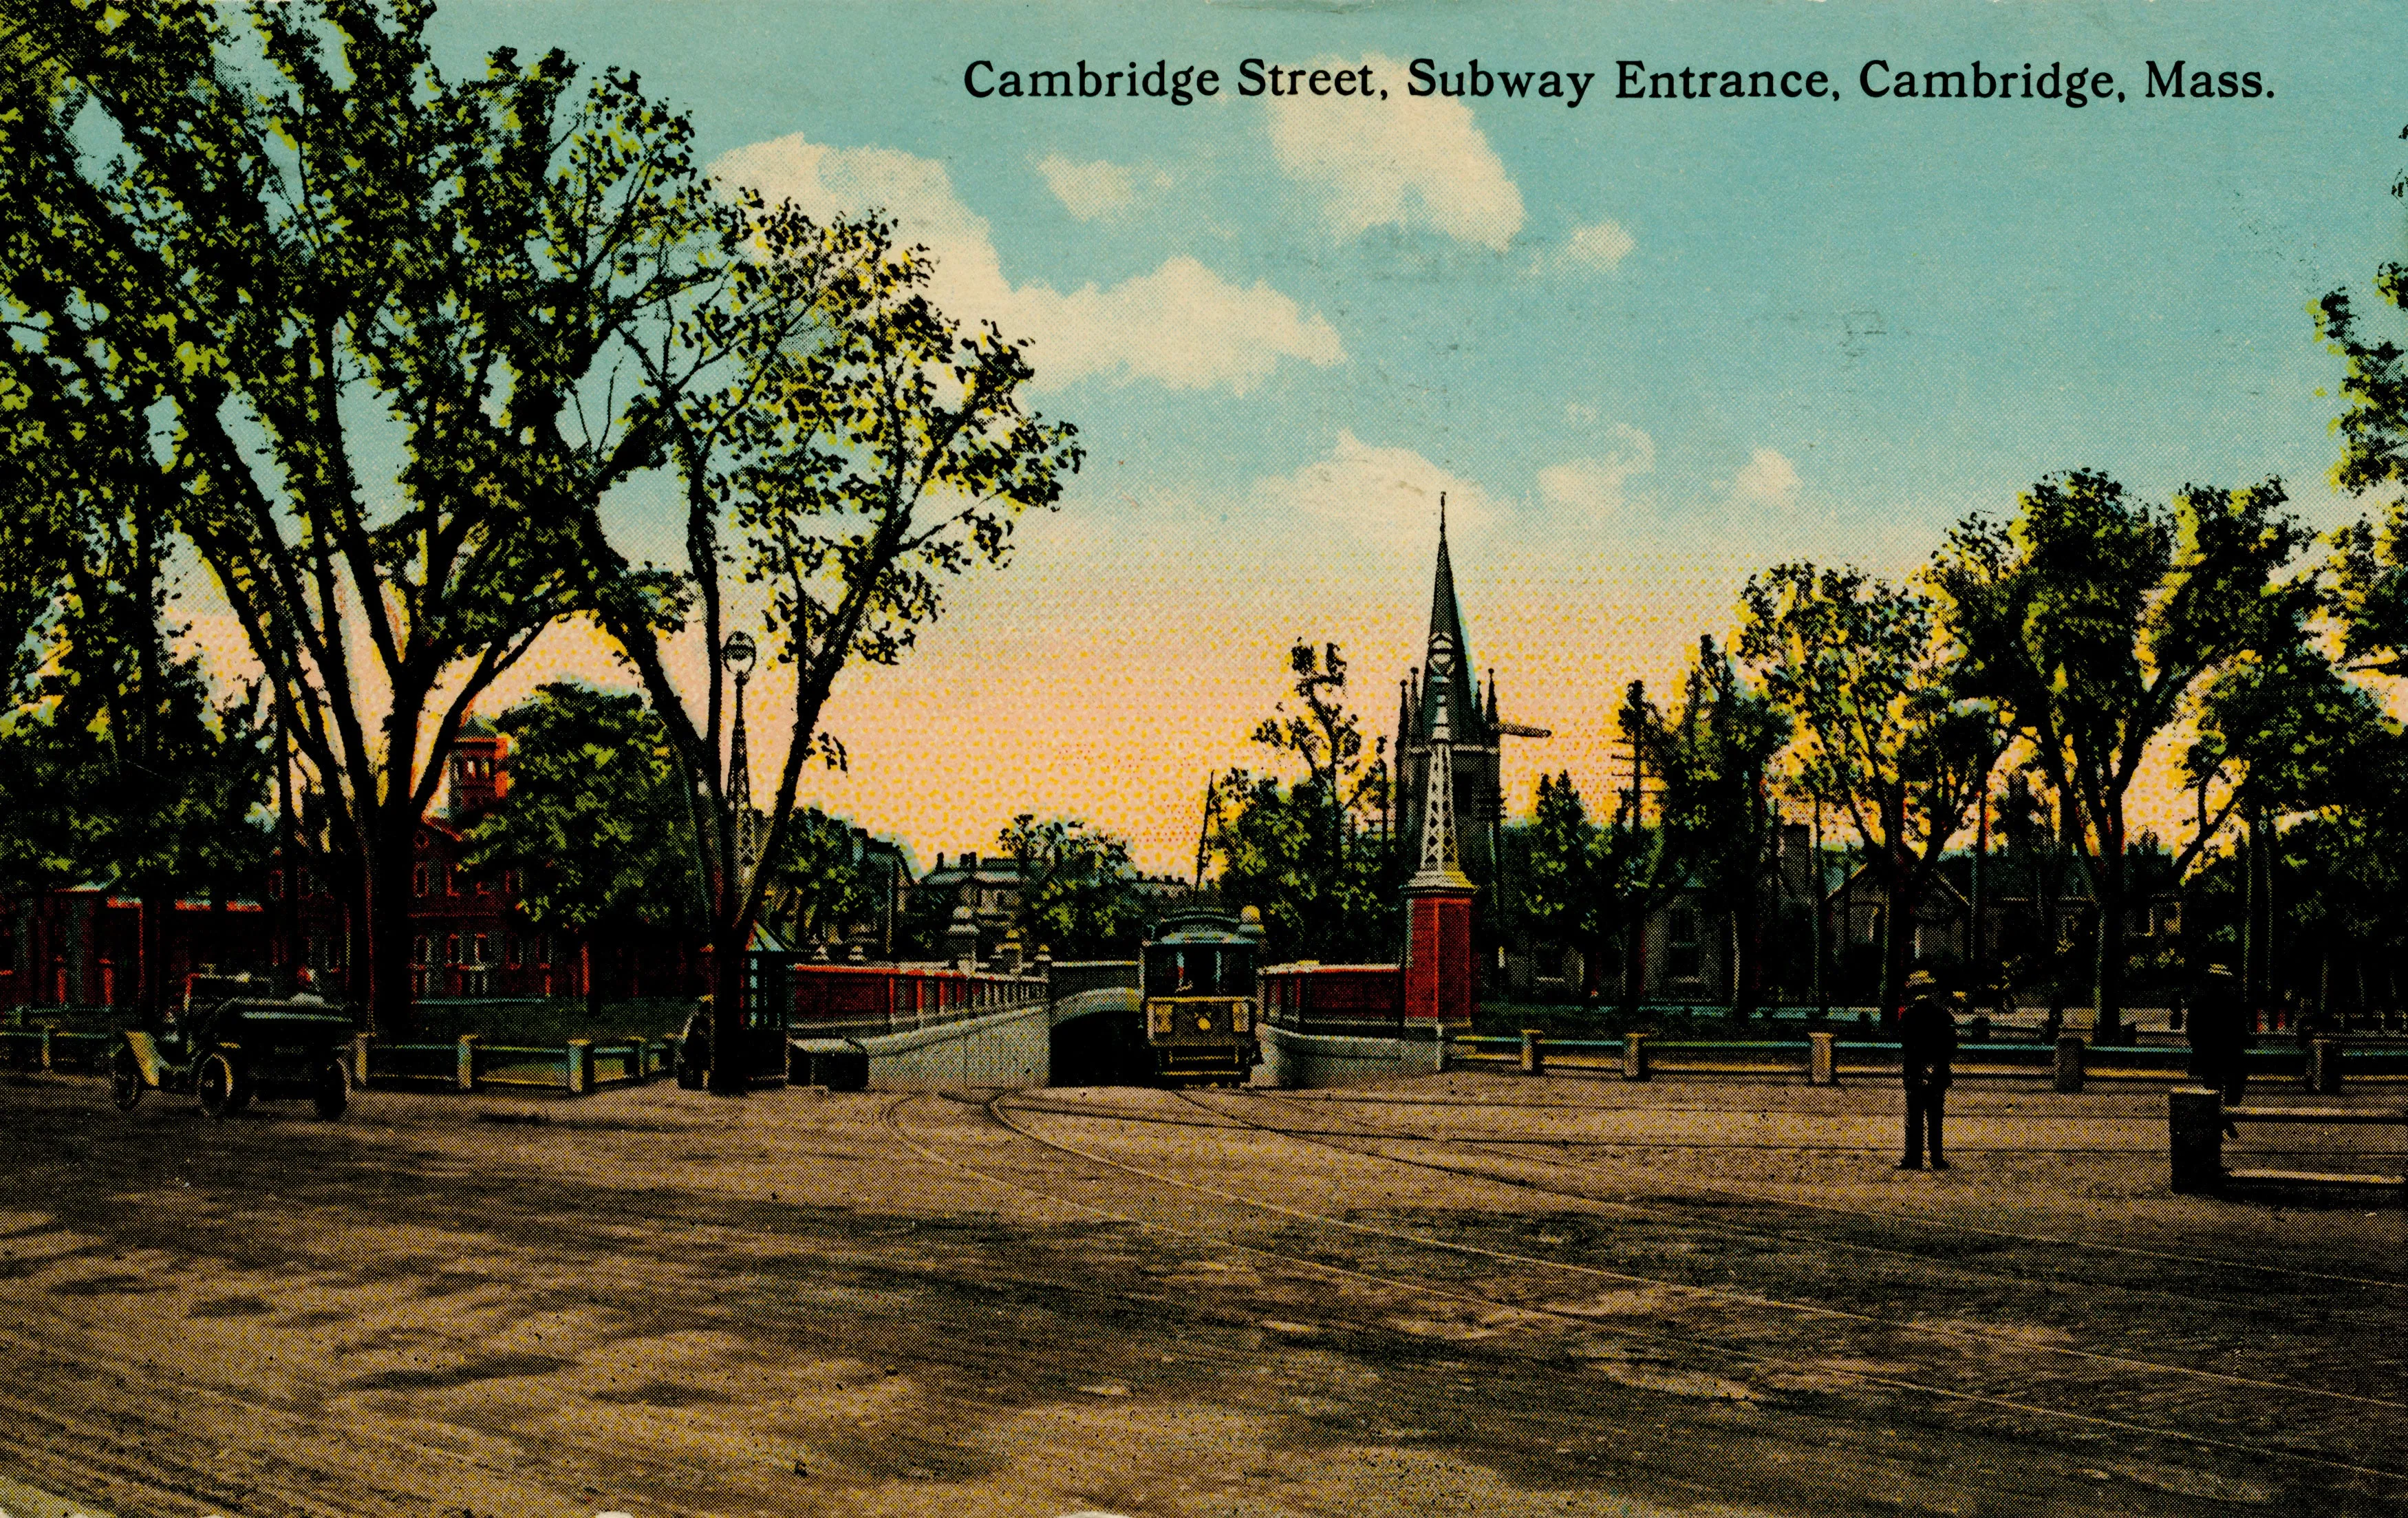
[110,972,358,1120]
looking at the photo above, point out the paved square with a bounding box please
[3,1069,2402,1516]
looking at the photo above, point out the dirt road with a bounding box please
[3,1071,2403,1517]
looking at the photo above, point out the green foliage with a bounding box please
[766,808,884,946]
[2185,623,2391,825]
[461,683,698,946]
[2316,261,2408,676]
[1931,471,2308,1018]
[1516,771,1595,951]
[1739,562,1992,1013]
[998,813,1143,958]
[1207,641,1395,963]
[1644,639,1790,913]
[1639,638,1792,1012]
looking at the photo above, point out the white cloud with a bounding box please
[1267,54,1524,252]
[1253,431,1496,537]
[1038,153,1137,220]
[713,135,1339,394]
[1730,447,1802,511]
[1018,257,1341,394]
[1560,218,1636,270]
[1538,425,1656,516]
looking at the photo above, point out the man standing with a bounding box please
[2188,964,2249,1135]
[1898,969,1956,1170]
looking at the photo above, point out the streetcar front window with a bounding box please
[1146,945,1254,997]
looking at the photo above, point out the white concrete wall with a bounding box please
[1262,1023,1442,1089]
[859,1003,1051,1089]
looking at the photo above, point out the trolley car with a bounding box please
[1142,908,1263,1086]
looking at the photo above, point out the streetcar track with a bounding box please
[881,1090,2408,1485]
[1181,1084,2408,1291]
[1009,1089,2408,1417]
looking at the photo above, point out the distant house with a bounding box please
[286,722,699,1005]
[910,848,1193,964]
[0,886,270,1013]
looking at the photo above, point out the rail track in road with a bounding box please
[877,1087,2408,1500]
[1170,1086,2408,1292]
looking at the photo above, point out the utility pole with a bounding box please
[1812,792,1829,1016]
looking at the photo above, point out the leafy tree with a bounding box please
[1207,641,1393,963]
[575,194,1081,1092]
[0,350,270,1012]
[1516,771,1595,970]
[998,814,1143,958]
[1931,471,2310,1025]
[764,809,883,952]
[0,3,742,1032]
[460,683,698,1019]
[2183,623,2394,1009]
[2317,261,2408,676]
[4,3,1079,1063]
[1640,637,1792,1017]
[1739,564,1994,1018]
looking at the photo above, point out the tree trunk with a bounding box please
[707,933,749,1094]
[1878,855,1912,1029]
[2091,835,2127,1036]
[367,826,416,1040]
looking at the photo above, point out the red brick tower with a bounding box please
[1400,573,1478,1031]
[447,719,508,820]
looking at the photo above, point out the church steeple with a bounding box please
[1395,500,1504,889]
[1419,495,1483,749]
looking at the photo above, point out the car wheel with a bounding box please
[109,1047,144,1112]
[195,1051,244,1119]
[311,1058,350,1120]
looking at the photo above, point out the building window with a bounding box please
[502,869,518,897]
[447,866,460,897]
[268,870,283,901]
[505,934,522,969]
[472,934,489,967]
[411,935,429,967]
[1667,906,1701,981]
[447,934,461,966]
[475,873,491,895]
[413,864,429,897]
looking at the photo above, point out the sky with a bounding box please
[183,1,2408,874]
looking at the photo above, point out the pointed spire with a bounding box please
[1420,502,1479,756]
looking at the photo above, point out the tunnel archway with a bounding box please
[1048,988,1150,1087]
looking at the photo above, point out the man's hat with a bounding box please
[1904,969,1938,992]
[2203,963,2237,980]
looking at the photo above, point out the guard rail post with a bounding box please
[2168,1085,2224,1193]
[1808,1029,1837,1086]
[456,1034,480,1093]
[1520,1029,1545,1076]
[352,1033,374,1089]
[2309,1037,2343,1094]
[1434,1028,1450,1073]
[1623,1031,1651,1082]
[2053,1035,2085,1093]
[566,1038,593,1095]
[39,1026,53,1073]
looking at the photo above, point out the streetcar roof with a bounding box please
[1146,910,1255,946]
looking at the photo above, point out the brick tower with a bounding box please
[1400,578,1479,1030]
